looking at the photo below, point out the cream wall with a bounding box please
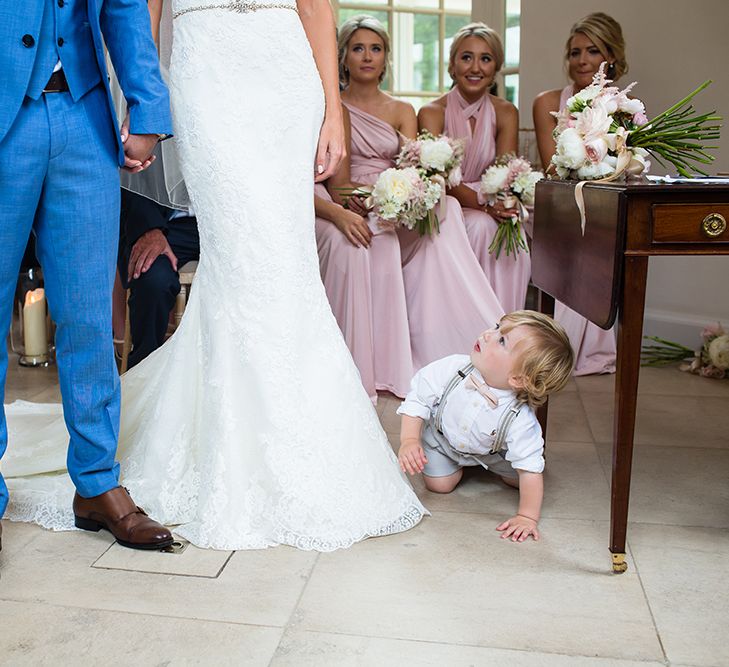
[513,0,729,344]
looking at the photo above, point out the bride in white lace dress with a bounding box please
[3,0,426,550]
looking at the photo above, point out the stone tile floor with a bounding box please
[1,355,728,666]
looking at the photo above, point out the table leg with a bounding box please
[535,290,556,440]
[610,255,649,573]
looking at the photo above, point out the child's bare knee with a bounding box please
[424,471,461,493]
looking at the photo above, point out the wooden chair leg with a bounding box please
[174,285,187,329]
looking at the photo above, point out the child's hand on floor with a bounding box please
[398,439,428,475]
[496,514,540,542]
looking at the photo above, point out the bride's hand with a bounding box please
[315,112,346,183]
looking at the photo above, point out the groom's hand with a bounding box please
[120,114,158,173]
[129,229,178,280]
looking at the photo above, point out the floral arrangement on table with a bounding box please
[479,154,543,258]
[342,131,464,237]
[641,323,729,379]
[552,62,721,181]
[551,63,722,234]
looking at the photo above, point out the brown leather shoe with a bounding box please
[73,487,173,550]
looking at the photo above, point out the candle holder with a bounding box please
[10,268,54,367]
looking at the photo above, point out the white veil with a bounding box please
[109,0,189,210]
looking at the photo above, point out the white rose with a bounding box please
[576,160,614,180]
[616,94,645,116]
[447,164,463,188]
[512,170,543,205]
[567,85,601,112]
[708,334,729,370]
[420,139,454,172]
[480,165,511,194]
[555,127,588,169]
[373,168,413,205]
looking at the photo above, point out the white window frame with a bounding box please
[333,0,472,101]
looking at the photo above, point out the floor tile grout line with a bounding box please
[282,626,668,664]
[0,595,286,630]
[629,538,670,665]
[268,551,322,666]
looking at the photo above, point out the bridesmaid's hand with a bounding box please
[486,199,519,223]
[315,112,346,182]
[332,207,372,248]
[347,194,370,217]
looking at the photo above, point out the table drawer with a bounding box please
[652,203,729,243]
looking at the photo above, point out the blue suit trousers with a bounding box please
[0,85,121,517]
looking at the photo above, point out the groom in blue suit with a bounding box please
[0,0,175,550]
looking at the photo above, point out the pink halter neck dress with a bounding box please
[314,105,413,400]
[443,88,531,313]
[553,85,616,375]
[339,104,504,371]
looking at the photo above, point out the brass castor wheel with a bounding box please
[612,552,628,574]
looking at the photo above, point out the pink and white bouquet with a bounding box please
[552,63,721,182]
[396,130,465,188]
[641,323,729,379]
[479,154,543,258]
[354,166,443,236]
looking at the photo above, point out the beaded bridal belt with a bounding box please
[173,0,298,19]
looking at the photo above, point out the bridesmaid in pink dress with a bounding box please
[419,23,531,315]
[532,12,625,375]
[337,16,504,371]
[314,106,412,401]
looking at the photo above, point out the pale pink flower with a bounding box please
[575,104,612,142]
[584,137,609,163]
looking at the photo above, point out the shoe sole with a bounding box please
[74,515,174,551]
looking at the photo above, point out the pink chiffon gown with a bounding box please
[443,88,531,314]
[552,86,616,375]
[314,133,413,400]
[343,103,505,372]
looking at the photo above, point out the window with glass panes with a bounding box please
[502,0,520,107]
[333,0,473,110]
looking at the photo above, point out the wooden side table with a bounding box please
[531,179,729,573]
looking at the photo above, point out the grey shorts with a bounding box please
[421,423,518,480]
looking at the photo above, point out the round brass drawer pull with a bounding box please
[702,213,727,238]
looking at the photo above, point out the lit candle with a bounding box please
[23,288,48,358]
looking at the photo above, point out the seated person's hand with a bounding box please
[398,438,427,475]
[346,194,370,218]
[496,514,540,542]
[485,198,519,223]
[128,229,178,280]
[332,207,372,248]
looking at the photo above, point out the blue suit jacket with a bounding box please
[0,0,173,166]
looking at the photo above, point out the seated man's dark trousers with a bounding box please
[118,189,200,369]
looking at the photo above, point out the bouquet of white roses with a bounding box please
[479,154,543,259]
[552,63,721,182]
[348,167,443,236]
[641,323,729,379]
[340,131,464,237]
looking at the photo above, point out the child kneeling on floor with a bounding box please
[397,310,574,542]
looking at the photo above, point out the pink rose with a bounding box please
[584,138,609,163]
[633,112,648,126]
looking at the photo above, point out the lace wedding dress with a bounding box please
[3,0,426,550]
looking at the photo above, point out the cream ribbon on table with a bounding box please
[574,135,646,235]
